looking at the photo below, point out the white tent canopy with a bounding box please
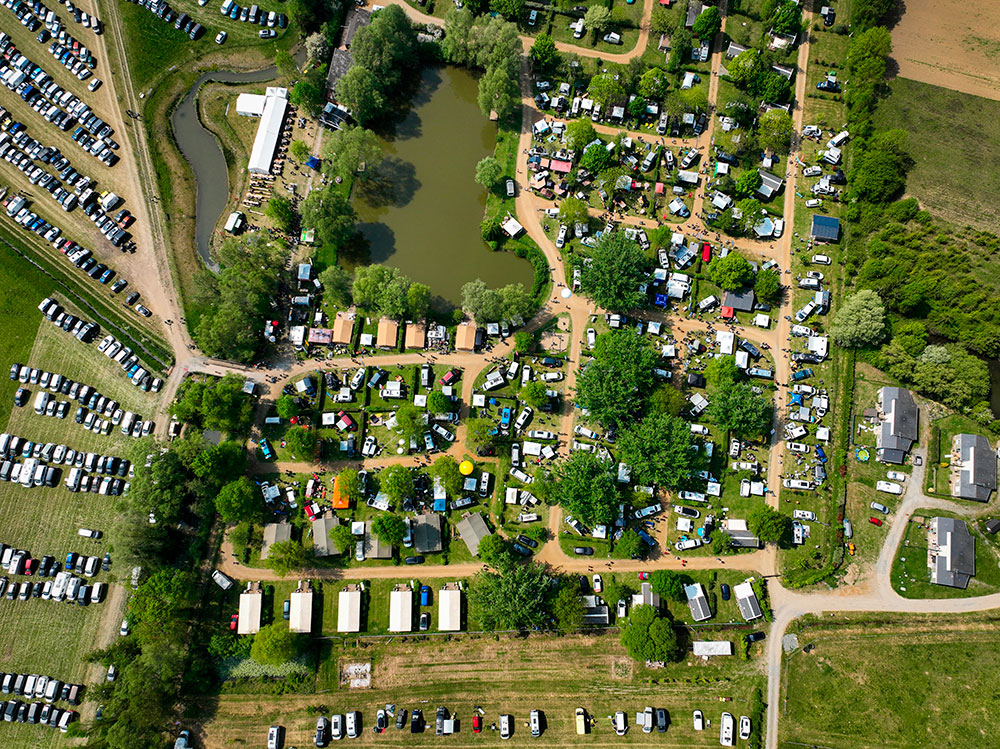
[338,589,362,633]
[438,588,462,631]
[289,590,313,634]
[389,589,413,632]
[237,591,262,635]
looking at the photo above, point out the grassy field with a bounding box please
[196,632,765,747]
[780,611,1000,748]
[874,78,1000,232]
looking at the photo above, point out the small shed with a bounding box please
[438,585,462,631]
[455,512,492,556]
[338,586,363,633]
[455,323,478,351]
[237,582,262,635]
[289,582,313,634]
[261,522,292,560]
[389,585,413,633]
[376,318,399,349]
[413,513,444,554]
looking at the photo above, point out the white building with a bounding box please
[243,87,289,175]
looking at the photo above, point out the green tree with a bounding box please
[754,269,782,305]
[566,120,597,153]
[290,139,310,162]
[519,381,549,410]
[638,67,670,100]
[427,390,451,416]
[275,394,300,420]
[617,412,693,488]
[692,5,721,41]
[429,455,465,496]
[588,73,625,108]
[553,580,584,631]
[728,50,761,89]
[321,125,383,180]
[395,404,424,442]
[481,215,503,241]
[336,66,387,126]
[709,382,771,439]
[318,263,353,307]
[275,48,298,79]
[851,0,896,31]
[300,187,357,255]
[710,528,731,555]
[650,570,691,602]
[265,540,308,577]
[330,524,355,555]
[407,282,431,320]
[379,464,414,503]
[580,231,649,311]
[465,418,496,453]
[351,5,418,89]
[530,33,559,70]
[734,170,763,200]
[215,476,263,524]
[758,109,794,154]
[579,141,612,173]
[620,605,681,662]
[552,451,620,527]
[650,6,677,36]
[559,196,590,227]
[478,533,514,569]
[305,31,330,62]
[830,290,887,348]
[649,385,686,417]
[489,0,525,21]
[371,514,406,547]
[709,252,755,291]
[769,0,802,34]
[575,328,658,430]
[472,17,522,76]
[748,505,791,544]
[514,331,536,353]
[291,79,325,116]
[851,148,906,203]
[441,8,475,64]
[704,355,739,388]
[584,5,612,32]
[612,529,644,559]
[477,65,520,120]
[128,570,197,626]
[352,264,412,318]
[284,426,318,459]
[470,562,551,630]
[475,156,504,189]
[336,468,362,505]
[251,622,303,665]
[735,198,764,234]
[191,440,247,489]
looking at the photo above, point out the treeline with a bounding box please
[442,9,522,121]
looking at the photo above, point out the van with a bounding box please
[120,412,136,435]
[478,471,492,497]
[91,581,105,602]
[698,295,719,312]
[33,391,51,414]
[530,710,541,737]
[220,0,234,15]
[614,711,627,736]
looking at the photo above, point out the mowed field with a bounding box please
[874,77,1000,232]
[779,611,1000,748]
[196,634,765,748]
[891,0,1000,101]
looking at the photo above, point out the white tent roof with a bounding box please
[338,589,362,632]
[389,589,413,632]
[236,93,266,117]
[438,589,462,631]
[237,591,262,635]
[289,590,313,633]
[248,89,289,174]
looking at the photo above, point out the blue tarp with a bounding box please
[433,498,447,512]
[306,156,321,170]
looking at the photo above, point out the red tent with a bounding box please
[721,306,735,319]
[701,243,711,262]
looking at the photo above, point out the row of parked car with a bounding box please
[123,0,203,39]
[97,334,161,390]
[0,697,77,731]
[39,297,97,340]
[0,561,110,605]
[0,671,82,705]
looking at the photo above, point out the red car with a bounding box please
[868,517,883,527]
[335,410,356,432]
[24,558,36,576]
[472,715,483,733]
[638,572,649,580]
[440,368,461,386]
[304,501,320,521]
[230,614,239,631]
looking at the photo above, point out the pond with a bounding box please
[351,65,532,307]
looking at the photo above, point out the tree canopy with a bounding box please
[559,196,590,228]
[352,264,426,319]
[709,252,755,291]
[475,156,504,188]
[754,269,782,305]
[620,605,681,662]
[692,5,721,41]
[748,505,791,544]
[477,533,514,570]
[758,108,794,154]
[552,451,620,527]
[617,412,693,488]
[283,426,317,460]
[300,187,357,257]
[461,279,534,324]
[650,570,692,602]
[529,33,558,69]
[566,120,597,153]
[588,73,625,108]
[580,232,649,311]
[830,289,887,348]
[708,382,772,439]
[171,373,255,433]
[379,464,414,503]
[265,196,296,233]
[321,125,383,181]
[575,328,659,430]
[470,562,552,630]
[215,476,263,524]
[371,514,406,547]
[477,66,519,120]
[318,263,353,307]
[584,5,611,32]
[251,622,304,665]
[265,539,308,577]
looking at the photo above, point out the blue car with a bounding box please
[419,585,431,606]
[500,407,511,428]
[816,446,827,463]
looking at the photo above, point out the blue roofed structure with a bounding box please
[810,214,840,242]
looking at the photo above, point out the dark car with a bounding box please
[376,711,387,733]
[314,716,330,747]
[720,583,731,601]
[13,388,28,407]
[540,356,562,367]
[411,708,423,734]
[516,534,538,549]
[746,631,766,643]
[102,553,111,571]
[817,79,841,92]
[573,547,594,556]
[404,555,425,565]
[395,709,407,730]
[436,707,448,736]
[655,708,668,732]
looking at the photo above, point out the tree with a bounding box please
[475,156,504,189]
[290,79,325,117]
[284,426,318,459]
[470,562,551,630]
[371,514,406,547]
[638,67,670,100]
[318,263,353,307]
[565,120,596,153]
[465,418,496,453]
[489,0,525,21]
[336,66,387,126]
[520,381,549,410]
[407,283,431,320]
[290,139,310,162]
[352,264,412,319]
[128,570,196,626]
[265,540,308,577]
[558,196,590,227]
[553,580,584,632]
[709,252,755,291]
[852,0,896,31]
[379,464,413,503]
[758,109,794,154]
[275,48,298,79]
[584,5,611,32]
[321,125,383,180]
[735,198,764,235]
[530,33,559,70]
[191,440,247,489]
[748,505,791,545]
[305,32,330,62]
[395,404,424,441]
[691,5,721,42]
[754,269,782,305]
[336,468,362,505]
[265,196,296,233]
[351,5,418,89]
[461,280,533,324]
[620,605,681,662]
[588,73,625,108]
[215,476,263,524]
[612,529,644,559]
[769,0,802,34]
[426,390,451,415]
[728,50,761,89]
[579,141,612,174]
[552,451,620,527]
[478,533,514,569]
[734,170,763,200]
[617,413,693,488]
[830,290,887,348]
[575,328,658,430]
[429,455,465,496]
[704,355,739,388]
[650,570,691,602]
[650,6,678,36]
[477,65,519,120]
[251,623,303,666]
[330,523,355,555]
[514,331,536,354]
[649,385,686,417]
[300,187,357,254]
[472,17,522,76]
[709,382,771,439]
[580,232,649,312]
[852,148,906,203]
[442,8,475,64]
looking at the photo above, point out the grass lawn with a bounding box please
[874,77,1000,233]
[781,611,1000,748]
[198,631,765,747]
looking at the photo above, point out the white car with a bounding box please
[678,491,706,502]
[586,328,596,348]
[592,574,603,593]
[806,270,825,280]
[693,710,704,731]
[793,510,816,521]
[871,501,890,514]
[573,425,598,440]
[805,198,822,207]
[499,714,512,740]
[811,254,832,265]
[786,441,810,454]
[690,424,709,435]
[526,430,555,440]
[886,470,907,482]
[739,716,751,741]
[674,538,702,551]
[216,30,227,44]
[556,224,568,248]
[785,424,808,440]
[875,481,903,496]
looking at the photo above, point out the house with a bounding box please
[237,582,262,635]
[580,594,610,625]
[332,312,355,345]
[455,512,492,556]
[684,583,712,621]
[413,513,444,554]
[337,585,363,633]
[929,517,975,588]
[809,214,840,242]
[261,522,292,560]
[404,321,426,349]
[771,63,795,80]
[723,288,755,313]
[365,521,393,559]
[685,0,704,28]
[876,387,918,464]
[725,41,748,59]
[289,581,313,634]
[438,584,463,631]
[693,641,734,657]
[733,580,763,621]
[632,582,660,609]
[455,322,478,351]
[723,518,762,549]
[311,515,342,557]
[376,317,399,349]
[389,585,413,633]
[952,434,997,502]
[243,87,289,175]
[710,190,733,210]
[757,170,784,200]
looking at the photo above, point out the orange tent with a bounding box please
[331,474,351,509]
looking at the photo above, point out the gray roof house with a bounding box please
[952,434,997,502]
[930,517,975,588]
[725,41,749,59]
[684,583,712,622]
[724,288,756,313]
[455,512,492,557]
[261,522,292,560]
[685,0,704,28]
[311,515,342,557]
[413,513,444,554]
[876,387,918,464]
[756,170,784,200]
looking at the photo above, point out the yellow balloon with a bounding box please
[459,460,474,475]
